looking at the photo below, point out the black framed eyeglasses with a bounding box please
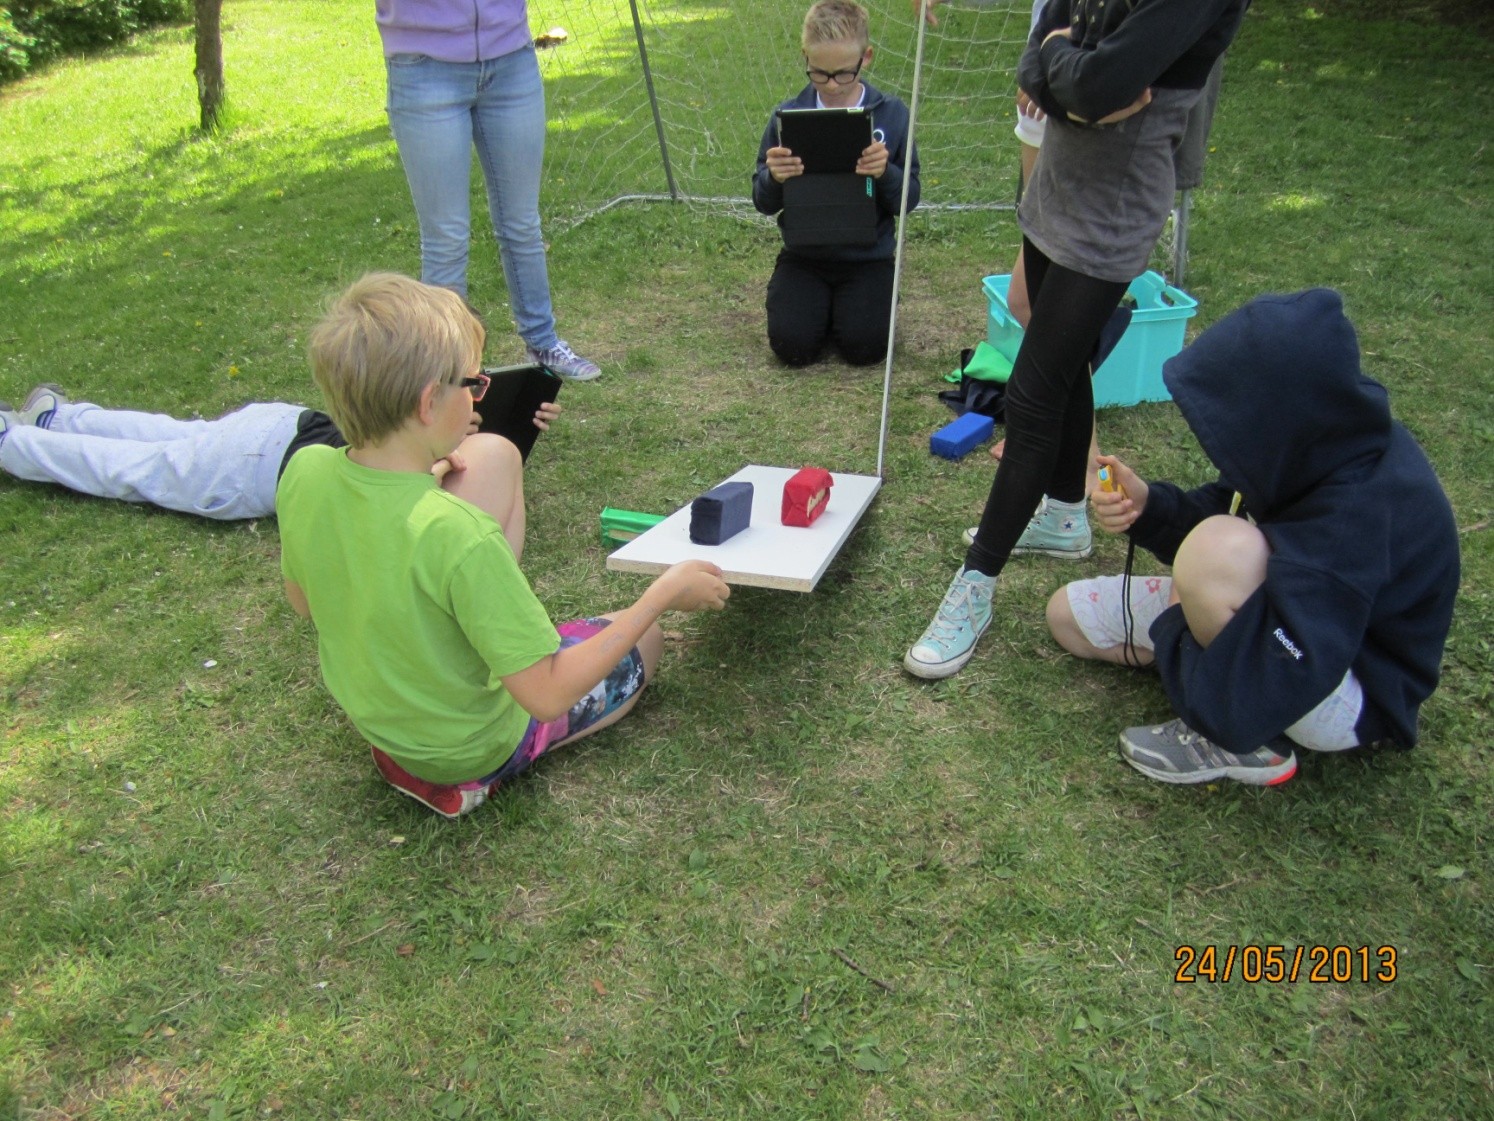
[804,56,863,86]
[458,372,491,402]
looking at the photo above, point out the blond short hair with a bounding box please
[802,0,869,50]
[308,273,485,448]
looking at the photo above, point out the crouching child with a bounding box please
[1046,290,1459,785]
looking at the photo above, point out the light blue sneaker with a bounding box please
[903,568,997,679]
[0,402,12,446]
[962,495,1092,559]
[526,340,601,382]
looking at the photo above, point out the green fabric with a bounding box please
[278,446,560,784]
[944,340,1014,384]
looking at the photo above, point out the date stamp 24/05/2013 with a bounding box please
[1174,944,1398,984]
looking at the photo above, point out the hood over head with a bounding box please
[1162,289,1392,518]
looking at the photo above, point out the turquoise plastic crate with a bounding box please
[982,270,1198,408]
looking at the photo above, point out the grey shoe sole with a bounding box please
[1118,731,1298,786]
[1010,541,1094,560]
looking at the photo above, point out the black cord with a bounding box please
[1120,535,1142,668]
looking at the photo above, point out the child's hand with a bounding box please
[1071,88,1153,126]
[1016,89,1046,122]
[532,400,561,431]
[856,141,889,179]
[917,0,945,28]
[651,559,730,613]
[1091,87,1152,125]
[766,146,803,183]
[431,450,467,484]
[1090,454,1148,534]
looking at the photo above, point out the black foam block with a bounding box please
[689,481,754,545]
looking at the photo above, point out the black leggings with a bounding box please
[964,238,1127,576]
[765,252,895,367]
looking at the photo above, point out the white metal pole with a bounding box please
[875,2,932,478]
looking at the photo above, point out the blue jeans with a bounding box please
[385,46,559,350]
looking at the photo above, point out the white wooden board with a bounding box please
[606,465,881,592]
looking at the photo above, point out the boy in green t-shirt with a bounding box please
[278,273,730,817]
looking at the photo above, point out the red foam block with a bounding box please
[781,467,833,527]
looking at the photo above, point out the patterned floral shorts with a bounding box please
[369,617,647,818]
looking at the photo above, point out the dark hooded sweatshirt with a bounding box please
[1020,0,1249,124]
[1131,289,1459,753]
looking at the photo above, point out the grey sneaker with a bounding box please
[526,340,600,382]
[962,496,1092,559]
[16,383,67,428]
[903,568,997,679]
[1119,718,1297,786]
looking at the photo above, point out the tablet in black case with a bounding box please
[781,173,878,249]
[475,363,563,462]
[776,107,873,174]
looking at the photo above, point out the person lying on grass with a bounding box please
[0,383,556,522]
[1046,289,1459,786]
[278,273,730,818]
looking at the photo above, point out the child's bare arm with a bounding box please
[502,560,729,721]
[284,579,311,619]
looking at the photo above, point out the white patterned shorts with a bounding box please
[1066,574,1173,654]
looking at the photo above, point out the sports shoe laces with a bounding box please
[1168,724,1239,767]
[930,582,979,638]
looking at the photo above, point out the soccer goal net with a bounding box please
[534,0,1034,231]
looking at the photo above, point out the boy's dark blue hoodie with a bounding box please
[751,82,919,263]
[1131,289,1459,753]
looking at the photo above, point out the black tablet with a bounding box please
[475,363,563,462]
[776,107,873,175]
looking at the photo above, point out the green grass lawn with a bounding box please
[1,1,1490,1117]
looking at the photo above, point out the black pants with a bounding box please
[765,251,894,367]
[965,238,1127,576]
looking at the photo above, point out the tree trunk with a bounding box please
[193,0,225,132]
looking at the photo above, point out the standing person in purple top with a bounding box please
[376,0,602,381]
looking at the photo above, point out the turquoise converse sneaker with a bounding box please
[1119,718,1298,786]
[962,496,1092,559]
[526,340,601,382]
[903,568,997,679]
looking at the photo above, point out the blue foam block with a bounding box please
[689,480,754,545]
[930,412,994,459]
